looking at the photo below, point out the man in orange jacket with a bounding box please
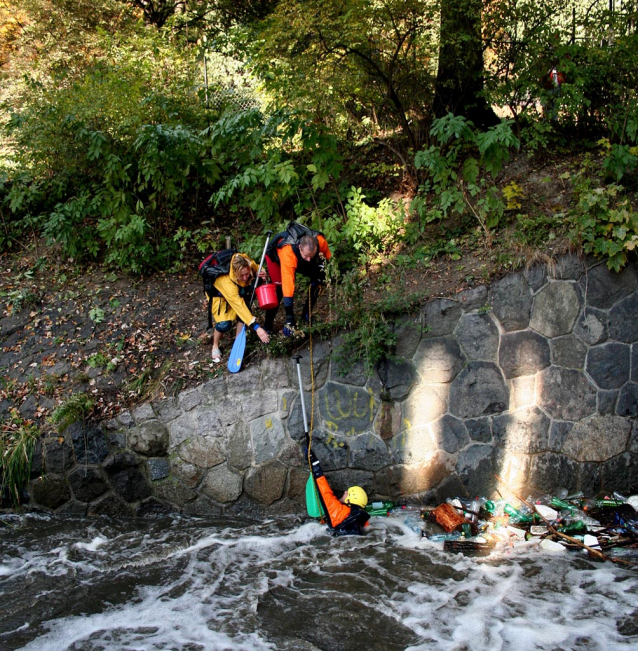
[264,223,332,335]
[307,448,370,536]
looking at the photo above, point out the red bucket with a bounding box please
[256,283,278,310]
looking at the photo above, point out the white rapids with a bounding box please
[0,513,636,651]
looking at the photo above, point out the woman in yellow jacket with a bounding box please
[209,253,270,362]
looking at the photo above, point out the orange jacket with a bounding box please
[315,475,370,535]
[279,234,331,300]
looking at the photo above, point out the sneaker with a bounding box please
[211,348,222,363]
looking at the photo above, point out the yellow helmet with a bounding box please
[346,486,368,508]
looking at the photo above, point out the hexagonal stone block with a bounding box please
[466,418,492,443]
[552,254,585,281]
[349,433,392,471]
[609,292,638,342]
[392,313,424,359]
[597,390,619,415]
[550,335,587,369]
[31,476,71,510]
[457,285,488,310]
[402,384,448,428]
[287,467,309,502]
[244,461,287,506]
[318,382,379,436]
[413,336,465,384]
[449,362,509,419]
[43,437,74,474]
[525,264,548,292]
[528,453,579,495]
[499,330,550,379]
[562,415,631,461]
[375,358,418,402]
[226,422,253,471]
[601,453,638,494]
[69,423,109,465]
[307,429,349,471]
[582,263,635,309]
[493,406,550,454]
[388,427,435,464]
[177,436,225,469]
[68,467,109,502]
[108,467,152,503]
[537,366,597,421]
[431,415,470,454]
[530,281,582,338]
[456,444,495,497]
[574,307,609,346]
[201,464,243,503]
[509,376,536,410]
[375,455,451,497]
[250,415,287,465]
[548,420,573,452]
[129,420,169,457]
[87,493,133,517]
[617,382,638,417]
[296,338,332,391]
[374,401,402,441]
[490,272,532,332]
[455,313,499,360]
[147,458,170,481]
[152,477,197,506]
[422,298,462,338]
[586,342,630,390]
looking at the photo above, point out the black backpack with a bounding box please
[267,222,322,264]
[199,248,237,329]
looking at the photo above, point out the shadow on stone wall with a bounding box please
[26,255,638,517]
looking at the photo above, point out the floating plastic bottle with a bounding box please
[426,532,461,542]
[366,501,395,512]
[393,504,423,512]
[503,504,534,523]
[558,520,586,534]
[595,498,625,508]
[550,497,576,511]
[404,515,425,534]
[367,508,391,517]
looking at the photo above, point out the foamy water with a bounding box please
[0,513,636,650]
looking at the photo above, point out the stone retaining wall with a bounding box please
[27,255,638,516]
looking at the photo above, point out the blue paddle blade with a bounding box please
[227,325,246,373]
[306,475,325,518]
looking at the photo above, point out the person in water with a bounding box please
[307,448,370,536]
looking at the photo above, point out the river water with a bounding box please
[0,512,636,651]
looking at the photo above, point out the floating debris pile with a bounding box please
[365,492,638,562]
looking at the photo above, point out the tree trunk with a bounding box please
[433,0,498,128]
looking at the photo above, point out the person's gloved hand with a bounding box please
[303,447,318,463]
[283,324,296,337]
[303,447,323,478]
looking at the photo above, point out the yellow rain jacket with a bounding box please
[208,253,259,326]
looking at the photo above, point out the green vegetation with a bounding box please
[0,409,38,506]
[0,0,636,277]
[49,392,94,432]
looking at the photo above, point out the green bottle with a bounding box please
[558,520,586,534]
[595,498,624,508]
[550,497,574,511]
[366,500,395,513]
